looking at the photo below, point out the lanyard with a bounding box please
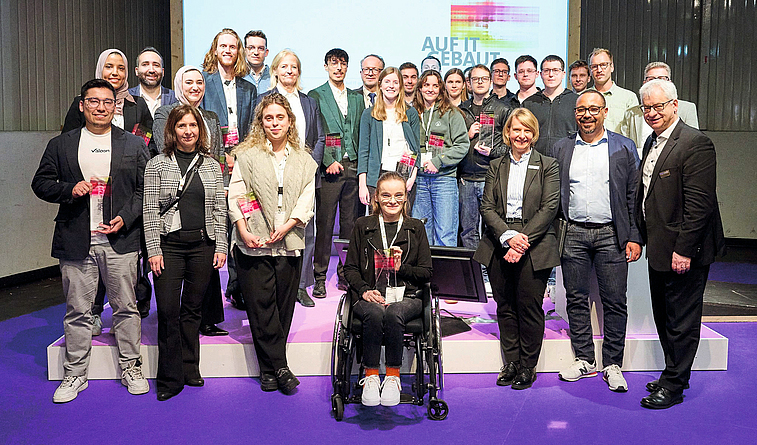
[420,104,435,144]
[378,214,403,250]
[177,153,200,192]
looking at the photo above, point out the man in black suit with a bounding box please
[355,54,384,108]
[550,90,642,392]
[636,79,725,409]
[32,79,150,403]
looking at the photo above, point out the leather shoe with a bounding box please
[260,372,278,392]
[511,367,537,390]
[157,388,182,401]
[641,387,683,409]
[297,288,315,307]
[185,377,204,387]
[275,367,300,394]
[646,379,689,392]
[312,281,327,298]
[199,324,228,336]
[496,362,519,386]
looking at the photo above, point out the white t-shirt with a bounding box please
[78,128,112,245]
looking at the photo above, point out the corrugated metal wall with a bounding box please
[0,0,171,132]
[580,0,757,131]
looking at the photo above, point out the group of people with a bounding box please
[32,26,724,412]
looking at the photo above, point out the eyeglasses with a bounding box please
[542,68,563,75]
[644,75,671,82]
[470,76,491,83]
[82,97,116,109]
[361,67,382,74]
[589,62,611,72]
[574,106,604,116]
[379,194,405,203]
[640,99,675,114]
[492,69,509,76]
[516,69,537,75]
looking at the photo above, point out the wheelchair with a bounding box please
[330,283,448,421]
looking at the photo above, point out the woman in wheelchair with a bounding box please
[343,171,433,406]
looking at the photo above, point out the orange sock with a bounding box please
[386,367,400,377]
[365,368,379,377]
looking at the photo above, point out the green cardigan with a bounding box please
[358,106,421,188]
[417,107,470,177]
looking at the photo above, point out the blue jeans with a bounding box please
[458,179,485,249]
[412,175,459,246]
[561,223,628,366]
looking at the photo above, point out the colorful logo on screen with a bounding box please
[451,1,539,50]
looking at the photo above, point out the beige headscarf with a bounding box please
[95,49,135,115]
[173,65,205,106]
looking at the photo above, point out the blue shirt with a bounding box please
[568,130,612,223]
[244,65,270,94]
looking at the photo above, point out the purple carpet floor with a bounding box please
[2,299,756,444]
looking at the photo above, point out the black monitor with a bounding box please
[429,246,488,303]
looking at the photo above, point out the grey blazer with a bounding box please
[143,152,228,258]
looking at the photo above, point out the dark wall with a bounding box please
[580,0,757,131]
[0,0,171,131]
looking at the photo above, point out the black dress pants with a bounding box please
[153,231,215,392]
[488,248,550,368]
[648,264,709,393]
[235,247,301,373]
[313,158,360,283]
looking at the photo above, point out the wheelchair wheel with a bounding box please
[331,394,345,421]
[331,294,348,388]
[431,295,444,390]
[427,398,448,421]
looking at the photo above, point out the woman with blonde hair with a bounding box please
[357,67,420,208]
[228,92,317,394]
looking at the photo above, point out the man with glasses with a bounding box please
[548,90,642,393]
[587,48,638,133]
[635,80,725,409]
[243,30,271,93]
[400,62,419,106]
[355,54,385,108]
[458,64,512,249]
[489,58,515,102]
[568,60,591,94]
[32,79,150,403]
[523,55,578,155]
[308,48,365,297]
[510,55,540,107]
[620,62,699,157]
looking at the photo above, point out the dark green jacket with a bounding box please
[308,82,364,172]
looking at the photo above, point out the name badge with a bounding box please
[659,170,671,178]
[385,286,406,304]
[528,165,540,170]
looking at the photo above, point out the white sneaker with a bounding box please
[92,314,102,336]
[359,374,381,406]
[121,361,149,395]
[380,375,401,406]
[602,364,628,392]
[53,375,88,403]
[559,359,598,382]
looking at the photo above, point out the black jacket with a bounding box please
[458,94,513,181]
[343,215,432,302]
[32,126,149,260]
[523,89,578,155]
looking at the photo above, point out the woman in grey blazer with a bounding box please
[143,105,227,401]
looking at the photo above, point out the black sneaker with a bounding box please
[312,281,327,298]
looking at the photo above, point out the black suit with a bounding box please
[635,119,726,393]
[32,126,149,259]
[473,149,560,368]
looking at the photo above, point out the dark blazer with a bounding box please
[128,85,178,108]
[255,88,326,188]
[32,126,149,260]
[473,149,561,272]
[308,82,365,170]
[201,71,257,142]
[634,120,726,271]
[343,215,432,301]
[549,130,642,250]
[62,95,154,135]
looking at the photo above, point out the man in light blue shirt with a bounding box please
[548,90,643,393]
[243,30,271,93]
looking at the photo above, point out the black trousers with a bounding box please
[153,231,215,392]
[235,247,301,373]
[488,247,550,368]
[313,158,360,283]
[200,269,225,325]
[353,297,423,368]
[648,264,710,393]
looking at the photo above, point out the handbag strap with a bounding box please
[160,155,204,216]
